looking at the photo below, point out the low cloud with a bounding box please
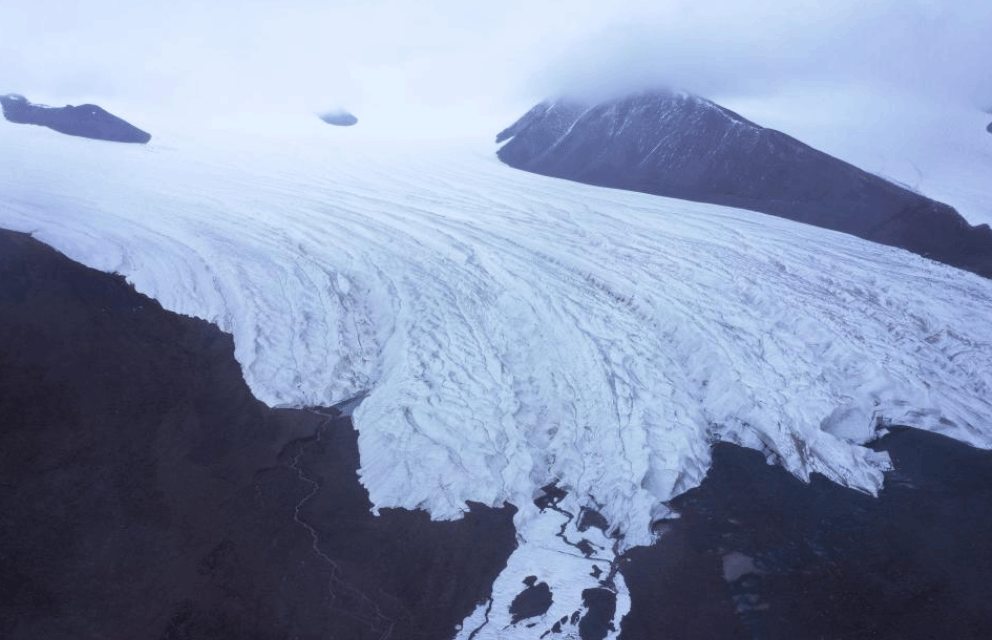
[1,0,989,138]
[530,0,992,108]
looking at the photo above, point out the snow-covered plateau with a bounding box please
[3,122,992,637]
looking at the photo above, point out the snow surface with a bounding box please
[3,121,992,635]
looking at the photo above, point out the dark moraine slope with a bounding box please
[0,229,515,640]
[619,427,992,640]
[1,94,151,143]
[497,90,992,279]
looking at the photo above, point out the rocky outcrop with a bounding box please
[497,90,992,279]
[0,229,516,640]
[319,109,358,126]
[1,94,151,143]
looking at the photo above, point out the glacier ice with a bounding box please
[2,123,992,632]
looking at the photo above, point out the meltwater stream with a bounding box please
[3,125,992,637]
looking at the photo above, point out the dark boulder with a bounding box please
[1,93,151,143]
[497,90,992,280]
[318,109,358,126]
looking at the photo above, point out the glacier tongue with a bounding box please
[2,126,992,561]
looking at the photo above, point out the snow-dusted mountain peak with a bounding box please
[497,89,753,148]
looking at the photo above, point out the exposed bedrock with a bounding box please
[497,90,992,280]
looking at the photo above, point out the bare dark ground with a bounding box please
[619,428,992,640]
[509,576,553,624]
[0,229,516,640]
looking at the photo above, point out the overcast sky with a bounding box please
[1,0,989,139]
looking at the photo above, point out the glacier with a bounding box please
[3,121,992,636]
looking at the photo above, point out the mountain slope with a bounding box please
[717,89,992,229]
[497,90,992,279]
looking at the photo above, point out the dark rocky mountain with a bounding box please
[497,90,992,280]
[1,94,151,143]
[319,109,358,126]
[0,229,515,639]
[986,120,991,134]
